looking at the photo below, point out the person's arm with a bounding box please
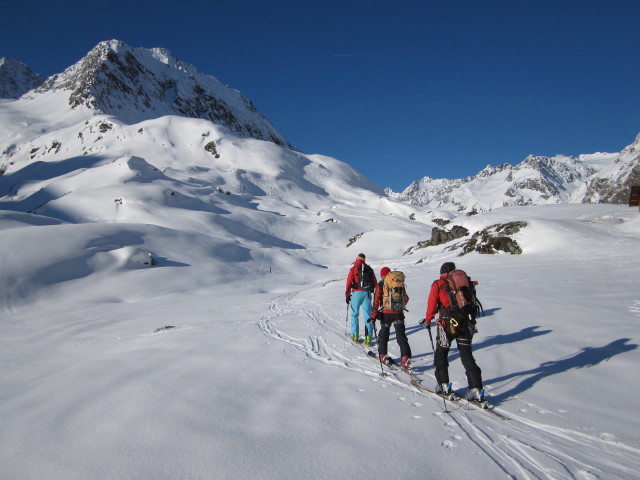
[425,280,440,322]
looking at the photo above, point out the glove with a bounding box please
[468,321,478,336]
[419,318,431,330]
[345,294,351,304]
[367,317,375,324]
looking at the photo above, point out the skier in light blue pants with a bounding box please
[350,290,374,340]
[345,253,377,345]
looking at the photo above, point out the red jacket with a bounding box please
[425,275,451,323]
[345,259,377,295]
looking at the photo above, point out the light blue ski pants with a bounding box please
[349,290,373,337]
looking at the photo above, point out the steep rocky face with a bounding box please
[0,58,43,99]
[578,134,640,204]
[36,40,291,147]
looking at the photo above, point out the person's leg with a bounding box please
[350,291,366,337]
[434,324,451,386]
[457,336,483,389]
[361,293,374,338]
[377,322,391,357]
[394,321,412,359]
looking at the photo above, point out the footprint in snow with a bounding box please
[442,439,457,449]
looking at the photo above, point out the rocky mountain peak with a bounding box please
[0,57,43,99]
[35,40,291,147]
[576,134,640,204]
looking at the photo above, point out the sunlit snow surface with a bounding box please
[1,81,640,478]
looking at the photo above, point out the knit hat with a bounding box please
[440,262,456,275]
[380,267,391,278]
[357,253,366,260]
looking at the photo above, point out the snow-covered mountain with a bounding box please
[2,40,640,480]
[29,40,290,147]
[575,133,640,204]
[0,57,42,99]
[388,139,639,213]
[0,40,428,306]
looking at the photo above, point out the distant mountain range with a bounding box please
[1,40,638,214]
[386,138,640,213]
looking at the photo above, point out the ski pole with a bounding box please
[420,318,448,413]
[344,302,350,349]
[377,349,385,377]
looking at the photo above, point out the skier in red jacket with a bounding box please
[424,262,484,401]
[345,253,377,345]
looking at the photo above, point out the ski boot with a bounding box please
[399,356,411,369]
[435,382,454,399]
[466,387,486,404]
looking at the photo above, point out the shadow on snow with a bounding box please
[487,338,638,404]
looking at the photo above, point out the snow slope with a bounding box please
[1,203,639,480]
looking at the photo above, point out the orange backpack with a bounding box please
[382,271,409,312]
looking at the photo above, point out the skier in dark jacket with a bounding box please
[345,253,377,345]
[424,262,484,401]
[371,267,412,368]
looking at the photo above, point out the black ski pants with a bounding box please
[434,324,483,389]
[377,313,411,359]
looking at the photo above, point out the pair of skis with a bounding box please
[352,339,507,420]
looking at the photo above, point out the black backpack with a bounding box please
[353,263,375,293]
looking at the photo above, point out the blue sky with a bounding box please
[2,0,639,191]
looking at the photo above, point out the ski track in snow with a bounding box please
[259,286,640,480]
